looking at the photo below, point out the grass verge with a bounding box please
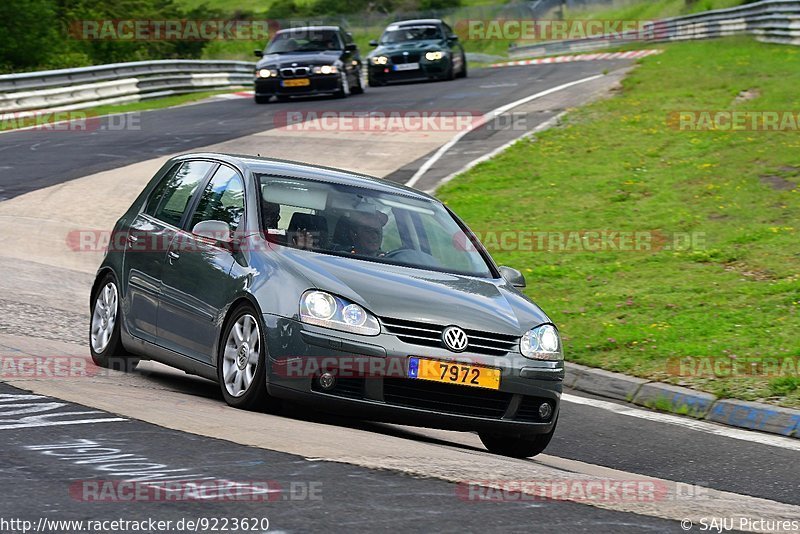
[437,36,800,408]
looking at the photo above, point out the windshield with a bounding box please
[381,25,443,44]
[266,29,342,53]
[258,175,493,278]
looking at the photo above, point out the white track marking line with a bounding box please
[423,111,567,194]
[404,74,603,188]
[563,393,800,451]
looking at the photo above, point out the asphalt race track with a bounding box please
[0,60,798,533]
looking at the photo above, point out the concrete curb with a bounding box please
[565,362,799,438]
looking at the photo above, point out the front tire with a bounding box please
[334,71,350,98]
[444,61,455,81]
[218,304,269,410]
[89,274,138,372]
[479,419,557,458]
[350,68,364,95]
[457,54,468,78]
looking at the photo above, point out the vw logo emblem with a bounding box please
[403,51,409,55]
[442,326,468,352]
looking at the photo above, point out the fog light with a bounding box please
[319,372,336,390]
[538,402,552,420]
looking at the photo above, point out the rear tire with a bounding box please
[254,95,272,104]
[217,304,270,411]
[89,274,138,372]
[479,419,557,458]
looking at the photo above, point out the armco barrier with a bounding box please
[0,60,254,115]
[509,0,800,58]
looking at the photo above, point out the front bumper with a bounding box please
[263,315,563,437]
[368,58,451,83]
[254,75,340,97]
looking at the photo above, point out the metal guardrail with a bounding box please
[509,0,800,58]
[0,60,254,115]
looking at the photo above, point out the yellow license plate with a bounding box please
[408,357,500,390]
[281,78,310,87]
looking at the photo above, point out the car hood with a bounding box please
[370,40,446,57]
[277,249,550,335]
[256,50,343,68]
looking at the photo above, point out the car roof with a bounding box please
[172,153,437,202]
[275,26,342,33]
[390,19,444,27]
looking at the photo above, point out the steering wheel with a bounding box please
[383,247,413,258]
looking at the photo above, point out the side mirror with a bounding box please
[345,43,357,52]
[254,49,263,57]
[369,39,379,47]
[498,266,526,288]
[448,35,459,43]
[192,220,233,245]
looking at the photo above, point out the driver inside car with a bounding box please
[346,210,389,257]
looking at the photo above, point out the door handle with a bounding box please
[167,250,180,263]
[127,234,138,245]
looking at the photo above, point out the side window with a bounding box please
[189,165,246,232]
[150,161,214,227]
[144,163,181,217]
[343,31,354,44]
[443,23,454,37]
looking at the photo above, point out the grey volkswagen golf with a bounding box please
[90,153,564,457]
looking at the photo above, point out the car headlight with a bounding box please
[257,68,277,78]
[520,324,563,361]
[300,290,380,336]
[312,65,338,74]
[425,51,444,61]
[371,56,389,65]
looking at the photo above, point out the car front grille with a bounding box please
[280,66,310,77]
[391,53,421,63]
[380,317,518,356]
[383,378,512,418]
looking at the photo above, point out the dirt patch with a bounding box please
[734,88,761,103]
[707,213,730,221]
[724,263,776,281]
[760,174,797,191]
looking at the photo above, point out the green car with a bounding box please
[367,19,467,86]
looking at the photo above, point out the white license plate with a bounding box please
[394,63,419,71]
